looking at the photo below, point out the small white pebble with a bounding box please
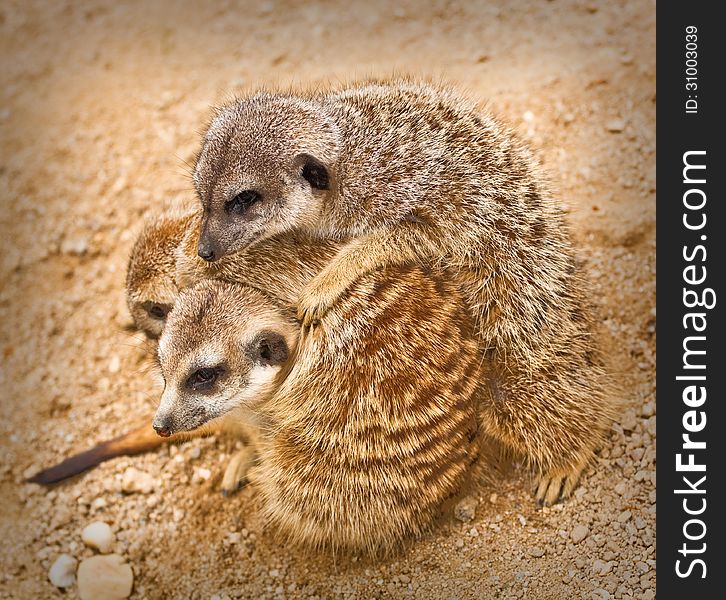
[49,554,77,588]
[571,524,589,544]
[91,498,107,510]
[108,355,121,374]
[81,521,115,554]
[121,467,155,494]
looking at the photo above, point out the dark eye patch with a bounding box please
[225,190,262,214]
[185,366,225,391]
[142,301,172,321]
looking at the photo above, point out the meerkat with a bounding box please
[27,210,345,485]
[192,77,615,505]
[153,263,486,553]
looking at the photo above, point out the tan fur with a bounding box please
[174,211,342,310]
[28,213,343,484]
[125,209,342,338]
[193,78,616,504]
[126,209,196,338]
[156,266,486,554]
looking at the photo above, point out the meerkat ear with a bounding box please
[255,331,289,367]
[296,153,330,191]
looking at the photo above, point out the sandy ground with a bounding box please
[0,1,655,598]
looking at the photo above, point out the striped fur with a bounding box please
[158,265,485,555]
[193,78,617,504]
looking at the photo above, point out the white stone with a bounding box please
[121,467,155,494]
[48,554,77,588]
[91,497,107,510]
[108,355,121,374]
[81,521,115,553]
[61,236,89,255]
[77,554,133,600]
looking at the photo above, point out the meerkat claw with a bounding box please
[221,447,256,496]
[535,475,565,507]
[535,462,586,507]
[298,299,330,327]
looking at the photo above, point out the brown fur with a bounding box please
[193,78,616,504]
[174,211,342,310]
[156,265,486,554]
[126,209,195,338]
[32,212,342,484]
[126,209,342,337]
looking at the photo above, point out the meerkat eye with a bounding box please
[186,366,224,391]
[225,190,262,214]
[148,303,170,320]
[142,301,172,321]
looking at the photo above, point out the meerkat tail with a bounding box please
[27,422,165,485]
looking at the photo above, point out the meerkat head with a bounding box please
[126,210,198,338]
[193,93,340,262]
[152,280,298,437]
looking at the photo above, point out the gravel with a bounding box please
[571,525,590,544]
[454,496,478,523]
[120,467,155,494]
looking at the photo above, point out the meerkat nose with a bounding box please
[198,244,216,262]
[153,423,172,437]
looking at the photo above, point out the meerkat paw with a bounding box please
[221,446,256,496]
[535,460,588,507]
[297,274,345,327]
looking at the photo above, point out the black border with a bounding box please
[657,3,724,596]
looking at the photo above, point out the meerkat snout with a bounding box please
[152,414,173,438]
[196,236,217,262]
[152,281,298,437]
